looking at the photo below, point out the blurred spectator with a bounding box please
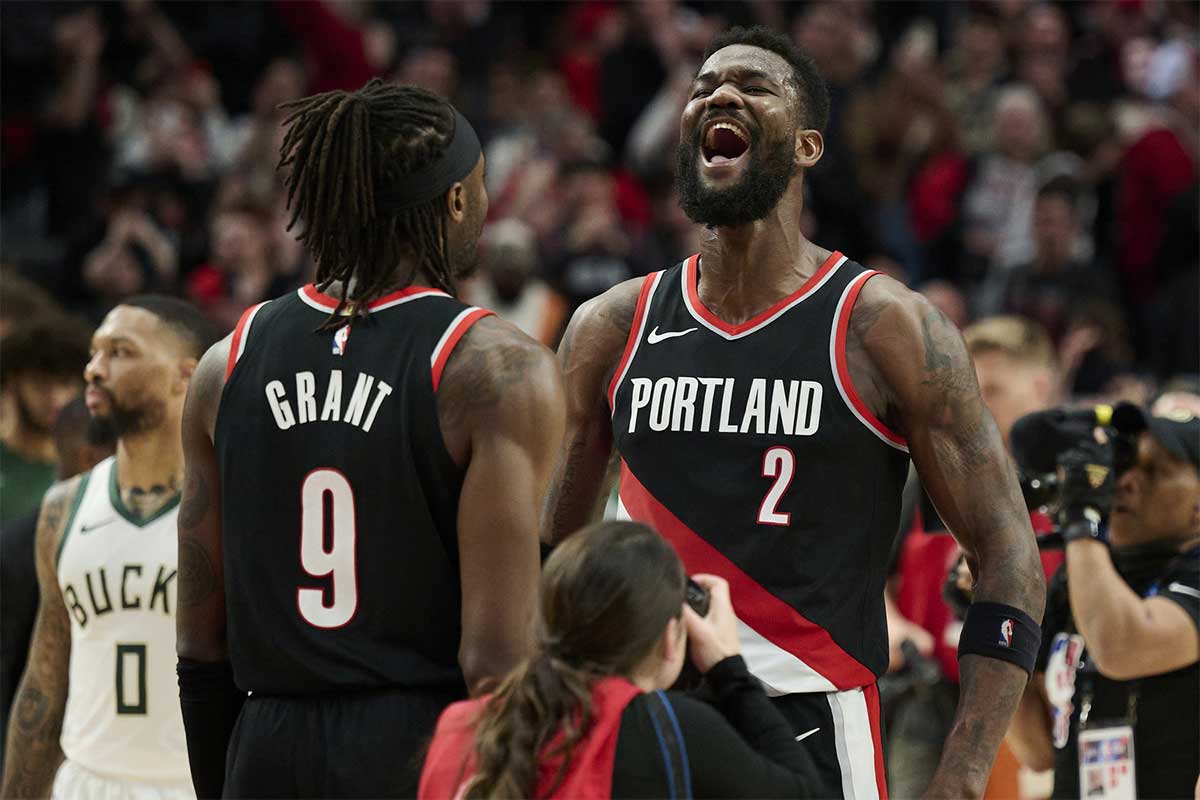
[0,396,114,776]
[981,176,1111,340]
[965,315,1064,448]
[0,314,91,524]
[944,8,1007,157]
[1016,4,1073,147]
[187,202,299,332]
[464,220,566,347]
[546,158,648,313]
[1060,300,1138,399]
[0,0,1196,462]
[81,207,178,313]
[918,280,971,333]
[274,0,385,95]
[0,271,56,340]
[961,84,1053,277]
[395,46,459,101]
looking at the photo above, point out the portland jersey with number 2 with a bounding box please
[215,284,492,695]
[611,253,910,693]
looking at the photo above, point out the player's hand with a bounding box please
[682,574,740,673]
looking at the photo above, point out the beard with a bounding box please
[86,386,161,443]
[675,125,797,228]
[446,210,483,288]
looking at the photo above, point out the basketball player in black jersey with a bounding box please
[176,81,564,798]
[543,28,1045,799]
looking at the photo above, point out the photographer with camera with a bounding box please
[419,521,817,798]
[1007,404,1200,799]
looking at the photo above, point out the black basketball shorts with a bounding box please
[224,686,464,798]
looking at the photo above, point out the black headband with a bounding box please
[377,108,482,212]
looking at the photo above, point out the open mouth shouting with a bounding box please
[700,118,751,169]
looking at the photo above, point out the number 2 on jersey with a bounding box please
[758,446,795,526]
[298,469,358,628]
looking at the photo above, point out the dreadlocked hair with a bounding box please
[278,79,458,329]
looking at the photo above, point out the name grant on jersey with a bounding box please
[626,377,823,436]
[265,369,393,433]
[63,563,176,628]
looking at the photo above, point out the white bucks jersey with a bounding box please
[55,456,191,787]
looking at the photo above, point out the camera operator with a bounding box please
[1007,404,1200,799]
[419,521,818,798]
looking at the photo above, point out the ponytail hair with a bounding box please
[464,522,686,798]
[277,79,460,329]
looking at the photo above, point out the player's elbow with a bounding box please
[176,619,227,662]
[458,645,510,696]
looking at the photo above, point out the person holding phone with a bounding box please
[419,520,817,798]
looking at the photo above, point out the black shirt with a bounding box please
[1038,543,1200,799]
[0,511,39,777]
[612,656,817,797]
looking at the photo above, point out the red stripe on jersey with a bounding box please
[606,272,660,410]
[430,308,494,391]
[302,283,448,312]
[685,250,843,336]
[833,272,908,448]
[226,302,266,382]
[619,461,875,690]
[863,682,888,799]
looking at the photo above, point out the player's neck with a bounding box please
[322,265,440,300]
[697,199,829,326]
[114,423,184,505]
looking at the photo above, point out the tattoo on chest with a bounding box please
[122,477,180,518]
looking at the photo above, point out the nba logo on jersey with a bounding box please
[332,324,351,356]
[999,618,1014,647]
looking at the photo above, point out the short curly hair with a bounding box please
[0,313,92,385]
[702,25,830,133]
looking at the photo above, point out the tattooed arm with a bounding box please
[1,477,82,798]
[176,336,241,799]
[540,278,642,546]
[177,337,228,662]
[438,317,565,695]
[848,277,1045,799]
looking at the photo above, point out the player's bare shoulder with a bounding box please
[436,314,564,460]
[35,475,87,565]
[184,333,234,439]
[558,276,645,392]
[848,273,981,431]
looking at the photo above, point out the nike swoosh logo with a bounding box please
[795,727,820,742]
[80,519,116,534]
[646,326,698,344]
[1168,582,1200,600]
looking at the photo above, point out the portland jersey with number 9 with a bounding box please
[215,285,492,696]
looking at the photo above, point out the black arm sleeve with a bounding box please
[612,656,818,798]
[177,657,246,799]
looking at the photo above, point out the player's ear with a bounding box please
[445,182,466,224]
[177,357,199,391]
[795,128,823,169]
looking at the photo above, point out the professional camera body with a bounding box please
[1009,405,1137,537]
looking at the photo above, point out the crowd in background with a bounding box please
[1,1,1198,795]
[2,0,1196,380]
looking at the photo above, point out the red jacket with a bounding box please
[419,676,642,799]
